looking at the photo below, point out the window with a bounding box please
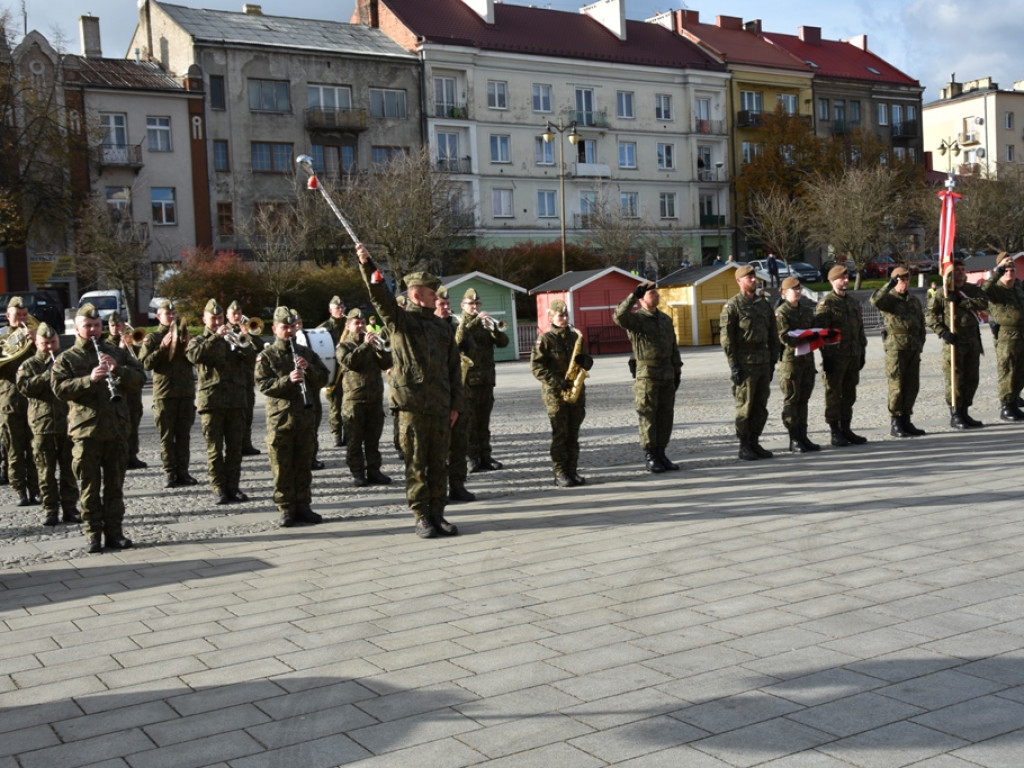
[1006,111,1015,130]
[906,105,916,122]
[576,139,597,164]
[369,88,407,118]
[213,139,229,171]
[655,93,672,120]
[777,93,797,115]
[659,192,677,219]
[433,77,456,116]
[617,91,635,119]
[437,132,460,171]
[313,144,356,176]
[699,192,715,219]
[893,146,906,161]
[307,84,352,110]
[371,146,405,165]
[248,79,290,112]
[657,143,675,170]
[877,103,889,125]
[100,112,127,146]
[741,141,763,164]
[740,91,762,113]
[492,188,513,218]
[105,186,130,218]
[833,100,846,125]
[891,104,903,128]
[534,136,554,165]
[538,190,557,218]
[1008,145,1016,163]
[251,142,293,172]
[532,84,551,113]
[151,188,176,225]
[216,202,233,236]
[575,87,595,125]
[146,116,171,152]
[489,135,511,163]
[487,80,508,109]
[695,97,711,132]
[618,141,637,169]
[908,147,917,163]
[620,192,639,218]
[209,75,225,110]
[818,98,830,121]
[850,100,861,123]
[580,191,598,218]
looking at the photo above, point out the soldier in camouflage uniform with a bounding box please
[226,300,266,455]
[357,243,463,539]
[775,277,822,453]
[870,267,927,438]
[435,286,475,502]
[530,300,594,486]
[139,300,198,488]
[928,260,988,429]
[256,307,329,528]
[458,288,509,472]
[16,323,79,527]
[317,296,347,447]
[295,311,326,470]
[185,299,250,504]
[336,308,392,487]
[52,304,146,553]
[721,265,780,460]
[107,312,146,469]
[613,282,682,472]
[981,254,1024,422]
[815,265,869,446]
[0,297,39,506]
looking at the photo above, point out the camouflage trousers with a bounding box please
[398,410,451,520]
[994,328,1024,404]
[72,437,128,537]
[33,432,77,516]
[448,400,469,485]
[266,428,314,516]
[884,348,921,417]
[326,384,345,440]
[153,396,195,476]
[199,408,245,493]
[464,384,496,462]
[342,401,385,475]
[127,389,143,460]
[3,410,36,494]
[732,363,772,441]
[940,341,981,408]
[822,356,860,423]
[545,400,585,477]
[778,361,816,431]
[634,377,676,451]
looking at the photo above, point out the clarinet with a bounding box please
[91,337,122,402]
[289,337,312,409]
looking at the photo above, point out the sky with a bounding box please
[10,0,1024,103]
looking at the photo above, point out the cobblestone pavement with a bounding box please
[2,335,1023,767]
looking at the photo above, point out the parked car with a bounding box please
[748,259,790,284]
[905,253,938,274]
[148,297,167,323]
[786,261,821,283]
[862,255,902,279]
[78,290,128,322]
[0,291,65,330]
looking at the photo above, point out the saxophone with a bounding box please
[561,326,588,404]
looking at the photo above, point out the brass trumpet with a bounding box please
[481,314,507,332]
[369,334,390,353]
[223,318,263,350]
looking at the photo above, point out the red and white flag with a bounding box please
[937,186,961,283]
[787,328,842,356]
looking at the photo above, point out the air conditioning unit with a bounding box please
[976,147,987,158]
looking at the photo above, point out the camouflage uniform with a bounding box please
[336,329,392,482]
[443,313,472,495]
[775,299,818,449]
[613,290,682,470]
[317,313,347,445]
[815,289,868,442]
[138,321,197,485]
[0,327,37,501]
[256,332,329,523]
[870,280,927,434]
[52,334,145,544]
[457,307,509,468]
[230,314,265,453]
[927,282,987,425]
[981,268,1024,419]
[16,349,78,523]
[185,327,251,498]
[721,292,779,453]
[108,330,144,466]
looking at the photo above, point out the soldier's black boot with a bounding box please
[554,471,574,487]
[431,508,459,537]
[950,406,969,430]
[1000,403,1024,422]
[0,463,8,486]
[645,450,666,473]
[829,421,850,447]
[87,533,103,553]
[902,416,926,436]
[367,468,392,485]
[738,439,759,461]
[63,508,81,524]
[17,489,32,507]
[841,420,867,445]
[657,448,679,471]
[962,408,984,428]
[127,457,147,470]
[788,428,806,453]
[890,416,910,438]
[751,441,774,459]
[415,515,438,539]
[799,429,821,452]
[105,532,133,550]
[449,481,476,503]
[43,510,59,527]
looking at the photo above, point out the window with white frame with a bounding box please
[489,134,511,163]
[850,100,861,123]
[487,80,508,110]
[877,103,889,125]
[659,192,677,219]
[492,188,513,217]
[699,192,715,219]
[657,143,675,170]
[740,91,763,113]
[308,84,352,110]
[893,146,906,161]
[617,91,635,119]
[618,141,637,169]
[432,77,456,116]
[532,83,551,113]
[620,192,639,218]
[1006,111,1015,130]
[369,88,407,118]
[777,93,797,115]
[1007,145,1015,163]
[151,187,176,225]
[146,116,171,152]
[534,136,554,165]
[741,141,763,164]
[437,132,460,171]
[105,186,130,217]
[538,190,557,218]
[576,139,597,164]
[655,93,672,120]
[818,98,830,121]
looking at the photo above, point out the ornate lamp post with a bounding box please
[542,119,579,274]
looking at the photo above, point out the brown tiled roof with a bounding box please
[380,0,723,71]
[762,31,920,87]
[676,13,810,73]
[64,57,185,91]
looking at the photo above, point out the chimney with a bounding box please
[673,9,700,34]
[743,19,762,34]
[582,0,627,41]
[848,34,868,51]
[353,0,379,27]
[799,26,821,46]
[79,15,102,58]
[242,4,262,14]
[460,0,494,25]
[716,16,744,31]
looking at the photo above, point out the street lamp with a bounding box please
[938,138,961,176]
[542,119,579,274]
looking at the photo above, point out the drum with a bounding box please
[296,327,336,383]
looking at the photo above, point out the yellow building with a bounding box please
[659,263,740,347]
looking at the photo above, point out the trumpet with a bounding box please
[119,322,143,361]
[368,334,390,353]
[223,317,264,349]
[481,314,507,332]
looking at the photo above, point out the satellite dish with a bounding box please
[976,147,987,158]
[975,116,985,125]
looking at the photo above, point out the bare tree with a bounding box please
[582,184,654,273]
[238,200,307,307]
[74,193,151,315]
[950,164,1024,254]
[743,184,807,265]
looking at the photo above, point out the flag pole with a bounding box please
[938,175,960,410]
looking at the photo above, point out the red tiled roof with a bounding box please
[380,0,723,71]
[677,15,810,73]
[762,31,920,87]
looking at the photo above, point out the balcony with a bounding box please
[959,163,981,176]
[569,109,609,128]
[891,120,918,139]
[432,102,471,120]
[304,107,368,132]
[699,214,726,227]
[832,119,861,135]
[97,143,143,169]
[736,110,763,128]
[572,162,611,178]
[958,130,980,145]
[435,156,472,174]
[696,169,727,182]
[694,118,726,135]
[573,213,596,229]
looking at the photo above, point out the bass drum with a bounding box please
[296,327,337,384]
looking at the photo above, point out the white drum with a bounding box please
[296,327,336,383]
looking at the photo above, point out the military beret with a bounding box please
[549,299,568,314]
[36,322,56,338]
[828,265,849,281]
[891,266,910,278]
[272,306,296,324]
[157,299,175,312]
[329,295,344,306]
[204,299,223,315]
[346,308,364,320]
[735,265,755,279]
[404,271,441,291]
[436,285,449,299]
[77,303,100,319]
[108,311,123,324]
[463,287,479,302]
[227,300,241,311]
[780,276,801,291]
[7,296,24,308]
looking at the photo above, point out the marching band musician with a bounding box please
[435,285,475,503]
[15,323,79,527]
[107,312,146,470]
[226,300,265,456]
[458,288,509,472]
[52,304,145,553]
[0,296,40,506]
[295,310,326,471]
[139,300,198,488]
[530,300,594,487]
[185,299,250,505]
[317,296,347,448]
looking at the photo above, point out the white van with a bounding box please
[78,290,129,322]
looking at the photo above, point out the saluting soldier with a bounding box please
[15,323,79,527]
[52,303,146,553]
[336,308,392,487]
[0,296,39,506]
[815,264,869,446]
[185,299,250,504]
[436,285,475,502]
[981,254,1024,422]
[530,300,594,487]
[871,267,927,437]
[457,288,509,472]
[107,312,146,469]
[317,295,347,447]
[721,265,780,460]
[256,306,329,528]
[928,259,988,429]
[614,281,682,473]
[775,277,821,452]
[138,300,198,488]
[226,300,265,454]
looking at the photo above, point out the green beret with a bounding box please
[329,295,344,306]
[157,299,175,312]
[204,299,223,315]
[346,308,364,320]
[549,299,567,314]
[404,271,441,291]
[780,276,801,291]
[891,266,909,278]
[77,303,100,319]
[227,300,241,311]
[828,265,848,281]
[36,322,56,338]
[8,296,24,309]
[463,287,479,302]
[436,285,449,299]
[272,306,296,324]
[108,311,123,324]
[735,265,755,279]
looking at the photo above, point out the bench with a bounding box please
[586,324,631,355]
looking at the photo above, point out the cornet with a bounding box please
[481,315,507,332]
[367,333,390,353]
